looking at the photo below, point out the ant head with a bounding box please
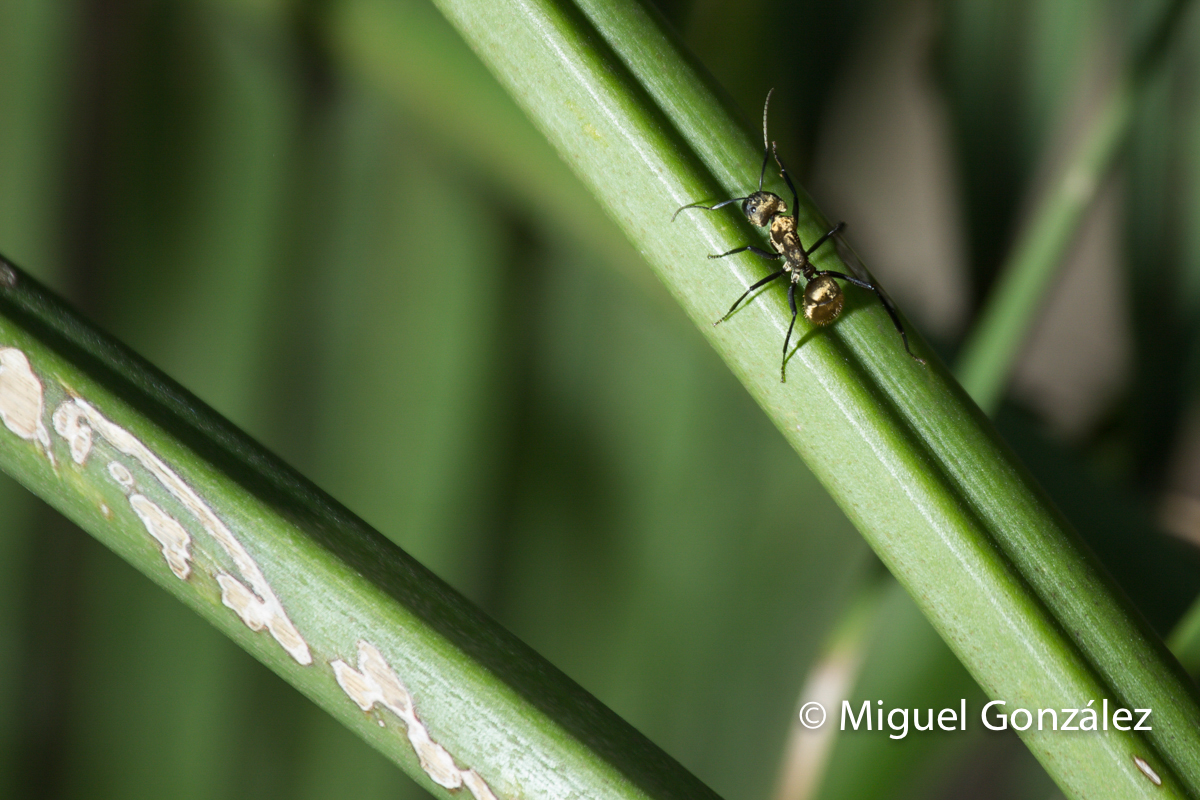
[742,191,786,227]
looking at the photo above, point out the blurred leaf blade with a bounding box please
[955,0,1192,414]
[54,5,317,798]
[326,0,644,283]
[0,1,84,795]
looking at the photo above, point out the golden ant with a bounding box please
[674,90,923,380]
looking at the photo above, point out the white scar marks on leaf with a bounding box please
[104,460,191,578]
[129,493,193,579]
[333,641,498,800]
[4,348,497,794]
[0,348,53,464]
[53,401,92,465]
[0,347,308,664]
[1133,755,1162,786]
[56,396,311,665]
[107,460,134,489]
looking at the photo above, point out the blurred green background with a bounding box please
[2,0,1200,798]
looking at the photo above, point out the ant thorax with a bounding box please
[768,216,806,272]
[740,191,807,271]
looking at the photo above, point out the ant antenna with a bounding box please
[762,88,773,152]
[671,197,750,222]
[757,88,774,192]
[672,88,775,222]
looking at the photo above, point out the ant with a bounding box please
[673,90,923,381]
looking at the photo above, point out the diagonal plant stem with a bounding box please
[1170,596,1200,675]
[947,0,1200,693]
[0,259,720,800]
[955,0,1193,414]
[427,0,1200,797]
[783,4,1200,790]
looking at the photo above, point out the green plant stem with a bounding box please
[765,4,1200,793]
[1169,595,1200,675]
[955,0,1192,414]
[954,79,1130,412]
[948,0,1200,711]
[429,0,1200,797]
[0,261,719,800]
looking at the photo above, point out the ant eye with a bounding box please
[742,193,778,227]
[741,196,759,220]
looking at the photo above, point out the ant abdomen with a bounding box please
[803,275,843,326]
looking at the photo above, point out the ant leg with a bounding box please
[782,281,798,382]
[771,143,846,258]
[771,142,800,219]
[715,269,786,325]
[709,245,783,261]
[814,270,925,364]
[804,222,846,256]
[672,197,749,222]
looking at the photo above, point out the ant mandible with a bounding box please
[673,89,924,381]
